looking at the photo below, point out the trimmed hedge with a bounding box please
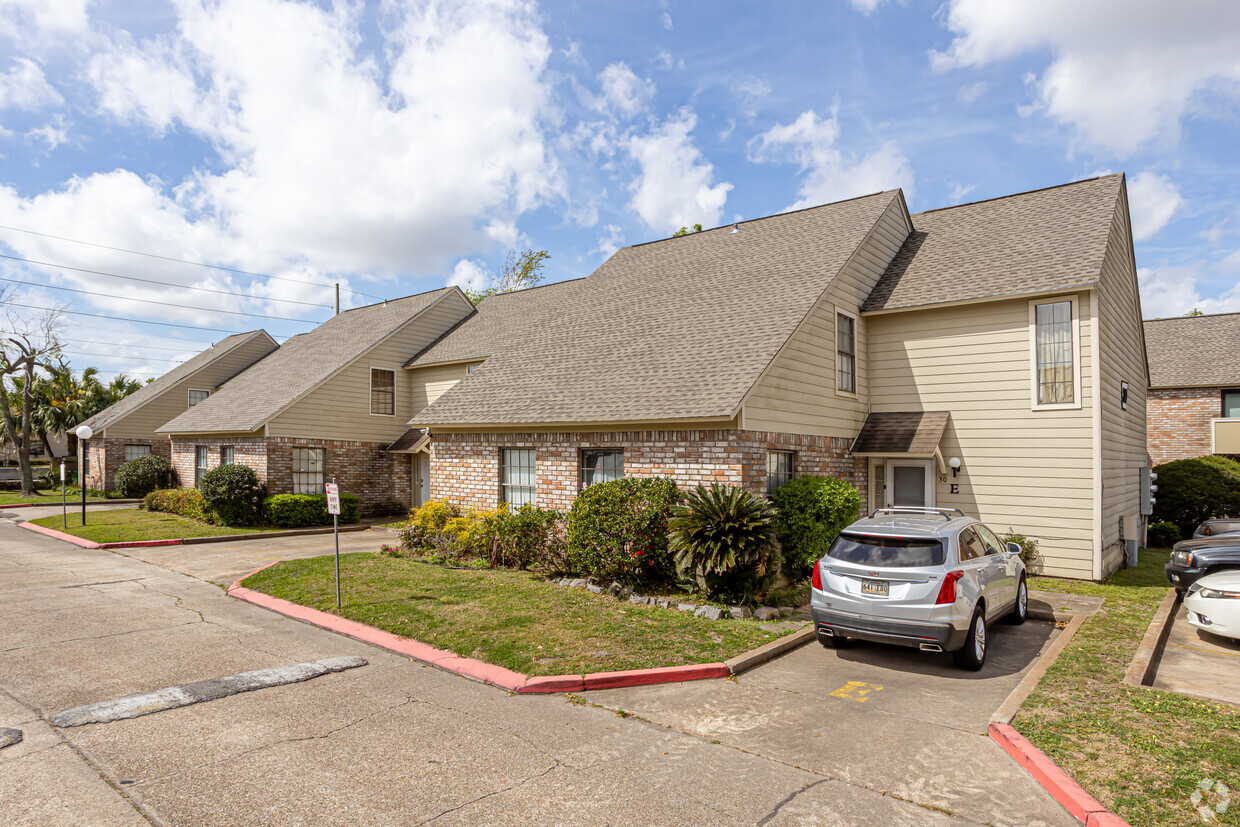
[1152,456,1240,537]
[565,477,681,584]
[197,464,263,526]
[264,492,359,528]
[115,454,173,499]
[143,488,213,523]
[770,475,862,579]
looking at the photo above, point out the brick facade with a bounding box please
[168,436,411,517]
[80,437,171,491]
[429,428,866,512]
[1147,387,1224,465]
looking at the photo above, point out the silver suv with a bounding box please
[810,508,1028,671]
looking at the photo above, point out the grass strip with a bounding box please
[243,553,791,676]
[30,509,288,543]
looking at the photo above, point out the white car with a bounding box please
[1184,571,1240,641]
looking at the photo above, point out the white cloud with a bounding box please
[0,0,90,42]
[26,114,67,150]
[948,181,976,202]
[591,223,623,258]
[930,0,1240,157]
[627,108,732,232]
[736,76,771,119]
[0,58,63,110]
[1127,171,1184,241]
[447,259,490,292]
[849,0,887,14]
[749,107,914,210]
[592,62,654,119]
[87,36,202,135]
[1138,262,1240,317]
[956,80,987,104]
[660,12,673,30]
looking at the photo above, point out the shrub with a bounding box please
[1147,520,1181,548]
[263,492,360,527]
[143,488,213,523]
[115,454,173,499]
[770,475,862,579]
[492,503,563,570]
[197,464,263,526]
[566,477,681,584]
[999,529,1043,575]
[669,483,781,604]
[1152,456,1240,537]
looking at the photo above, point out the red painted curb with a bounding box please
[583,663,731,691]
[98,538,184,549]
[18,521,101,548]
[227,560,281,592]
[517,674,586,694]
[988,724,1129,826]
[0,502,39,509]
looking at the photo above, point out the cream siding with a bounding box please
[267,297,474,442]
[408,362,480,416]
[104,335,277,440]
[867,294,1097,579]
[1096,195,1149,576]
[743,195,911,437]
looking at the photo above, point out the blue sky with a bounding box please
[0,0,1238,380]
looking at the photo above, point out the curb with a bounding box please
[990,613,1087,725]
[180,523,374,545]
[18,521,101,548]
[725,627,815,675]
[1123,587,1180,688]
[989,723,1131,826]
[227,563,733,695]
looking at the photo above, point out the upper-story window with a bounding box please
[188,389,210,407]
[580,449,623,489]
[1030,298,1079,409]
[836,312,856,393]
[370,368,395,415]
[1224,390,1240,418]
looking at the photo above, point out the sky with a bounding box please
[0,0,1238,381]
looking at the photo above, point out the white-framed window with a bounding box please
[124,444,151,462]
[766,451,795,495]
[370,368,395,416]
[836,310,857,394]
[194,446,209,485]
[220,445,234,466]
[500,448,536,506]
[580,449,623,489]
[292,448,325,495]
[1029,297,1081,410]
[188,389,210,407]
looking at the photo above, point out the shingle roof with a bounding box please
[850,412,951,455]
[1144,313,1240,388]
[410,191,902,426]
[159,289,457,434]
[81,330,275,434]
[387,428,428,452]
[862,175,1123,313]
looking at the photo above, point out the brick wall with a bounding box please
[169,437,267,489]
[429,429,866,512]
[1148,387,1221,465]
[81,437,171,491]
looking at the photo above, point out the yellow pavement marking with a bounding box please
[1169,641,1240,658]
[829,681,884,702]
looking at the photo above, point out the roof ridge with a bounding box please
[477,276,588,300]
[913,173,1120,217]
[1145,311,1240,323]
[337,285,452,315]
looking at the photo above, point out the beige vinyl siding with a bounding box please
[868,293,1096,579]
[743,196,910,437]
[267,297,473,442]
[1096,195,1148,575]
[409,362,480,416]
[105,335,277,439]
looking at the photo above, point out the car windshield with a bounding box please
[827,534,946,568]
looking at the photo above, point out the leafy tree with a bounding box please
[1185,308,1204,316]
[0,292,64,495]
[672,224,703,237]
[464,249,550,305]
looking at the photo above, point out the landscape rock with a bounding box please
[569,579,587,588]
[677,602,697,612]
[559,578,571,587]
[695,605,725,620]
[587,584,605,594]
[621,585,634,598]
[778,607,794,617]
[754,607,781,621]
[628,594,645,605]
[728,605,753,620]
[657,598,676,609]
[607,582,623,596]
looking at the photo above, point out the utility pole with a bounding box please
[335,283,340,316]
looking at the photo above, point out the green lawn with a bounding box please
[242,553,790,676]
[30,509,288,543]
[1019,549,1240,827]
[0,488,112,506]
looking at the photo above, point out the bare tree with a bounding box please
[0,288,64,496]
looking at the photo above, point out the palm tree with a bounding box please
[30,366,106,459]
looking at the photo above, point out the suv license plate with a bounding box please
[861,579,889,597]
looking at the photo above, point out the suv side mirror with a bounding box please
[1006,542,1022,556]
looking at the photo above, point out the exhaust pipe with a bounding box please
[919,643,943,652]
[818,627,834,636]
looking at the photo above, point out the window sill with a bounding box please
[1030,402,1083,412]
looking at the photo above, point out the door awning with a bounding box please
[850,412,951,466]
[386,428,429,454]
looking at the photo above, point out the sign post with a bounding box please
[60,462,66,530]
[325,479,341,609]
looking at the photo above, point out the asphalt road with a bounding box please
[0,522,1074,826]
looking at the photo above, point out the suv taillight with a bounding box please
[811,561,823,591]
[936,570,963,604]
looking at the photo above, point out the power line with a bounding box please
[62,348,186,364]
[0,275,322,323]
[0,252,333,309]
[0,223,388,300]
[5,300,256,334]
[60,336,207,354]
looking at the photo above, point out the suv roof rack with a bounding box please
[868,507,966,522]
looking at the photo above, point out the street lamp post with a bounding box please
[75,424,93,526]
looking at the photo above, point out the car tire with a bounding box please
[952,606,987,671]
[1005,576,1028,625]
[819,632,848,648]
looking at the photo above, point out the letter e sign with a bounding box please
[1120,381,1128,410]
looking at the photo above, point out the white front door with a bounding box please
[884,459,934,508]
[412,453,431,509]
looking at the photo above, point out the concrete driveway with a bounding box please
[1152,604,1240,706]
[0,524,1073,826]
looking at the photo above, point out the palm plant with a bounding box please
[29,366,109,458]
[668,483,782,604]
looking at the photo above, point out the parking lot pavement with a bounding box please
[1152,605,1240,706]
[587,622,1076,827]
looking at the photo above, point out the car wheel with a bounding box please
[1005,576,1028,625]
[953,606,987,671]
[819,632,848,648]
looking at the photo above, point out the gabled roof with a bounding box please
[1144,312,1240,389]
[159,288,461,434]
[81,330,277,434]
[863,175,1124,313]
[411,191,903,426]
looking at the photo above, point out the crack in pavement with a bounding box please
[0,620,201,654]
[412,761,561,826]
[756,778,830,825]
